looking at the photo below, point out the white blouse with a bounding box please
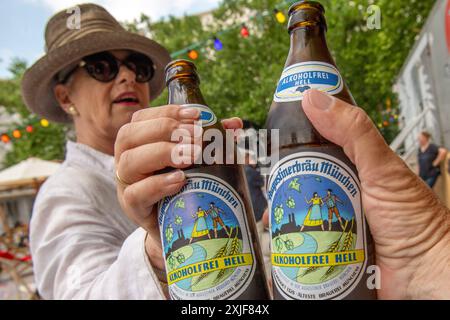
[30,140,165,299]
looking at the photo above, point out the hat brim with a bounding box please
[21,31,171,123]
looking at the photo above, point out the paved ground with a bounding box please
[0,272,36,300]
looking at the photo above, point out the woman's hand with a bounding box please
[114,105,243,270]
[264,90,450,299]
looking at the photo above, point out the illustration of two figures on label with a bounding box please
[189,202,232,244]
[300,189,346,232]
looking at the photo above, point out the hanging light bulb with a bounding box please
[40,119,49,127]
[188,49,199,60]
[26,125,33,133]
[383,120,389,127]
[274,9,286,24]
[213,36,223,51]
[1,134,10,143]
[386,97,392,108]
[12,129,21,139]
[240,24,249,38]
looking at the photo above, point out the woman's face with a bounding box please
[55,50,151,153]
[418,133,429,147]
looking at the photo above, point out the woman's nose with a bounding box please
[116,64,136,85]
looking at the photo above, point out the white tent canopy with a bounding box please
[0,157,61,188]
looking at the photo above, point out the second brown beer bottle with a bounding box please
[266,1,377,300]
[158,60,269,300]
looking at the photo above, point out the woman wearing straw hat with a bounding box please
[22,4,242,299]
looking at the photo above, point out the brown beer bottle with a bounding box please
[266,1,377,300]
[158,60,269,300]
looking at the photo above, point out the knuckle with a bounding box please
[167,104,181,117]
[123,186,139,208]
[162,142,175,168]
[116,123,131,145]
[349,107,372,132]
[155,118,178,138]
[131,109,145,122]
[157,143,170,168]
[164,118,180,137]
[119,149,132,170]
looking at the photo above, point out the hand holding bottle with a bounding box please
[264,89,450,299]
[113,104,243,270]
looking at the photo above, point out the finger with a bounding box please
[221,117,243,130]
[117,141,200,183]
[115,119,202,160]
[131,105,200,123]
[121,170,186,230]
[302,89,399,176]
[262,208,269,229]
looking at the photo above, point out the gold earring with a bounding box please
[68,104,79,116]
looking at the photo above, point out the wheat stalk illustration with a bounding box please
[300,236,342,278]
[214,228,241,284]
[341,219,355,252]
[190,238,230,288]
[321,218,355,281]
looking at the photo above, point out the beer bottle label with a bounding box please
[181,103,217,127]
[267,152,368,300]
[158,173,256,300]
[274,61,343,102]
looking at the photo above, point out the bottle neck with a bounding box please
[167,77,208,106]
[285,24,334,67]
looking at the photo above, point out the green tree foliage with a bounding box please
[321,0,435,142]
[0,0,436,167]
[0,59,67,168]
[139,0,434,142]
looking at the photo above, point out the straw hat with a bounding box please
[21,3,171,123]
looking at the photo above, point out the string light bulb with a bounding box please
[274,9,286,23]
[213,36,223,51]
[1,134,10,143]
[12,130,21,139]
[188,49,199,60]
[40,119,49,127]
[26,125,33,133]
[240,24,249,38]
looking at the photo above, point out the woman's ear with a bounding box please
[54,84,74,114]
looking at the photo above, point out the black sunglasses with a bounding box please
[58,51,155,84]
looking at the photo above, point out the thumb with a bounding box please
[302,89,397,176]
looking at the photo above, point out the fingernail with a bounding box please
[179,107,200,119]
[306,89,333,110]
[165,170,185,184]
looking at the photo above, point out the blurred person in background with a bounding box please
[418,131,447,188]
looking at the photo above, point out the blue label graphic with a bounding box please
[158,173,255,300]
[181,104,217,127]
[274,61,343,102]
[268,152,367,300]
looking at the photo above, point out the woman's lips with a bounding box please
[113,92,140,106]
[113,100,140,107]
